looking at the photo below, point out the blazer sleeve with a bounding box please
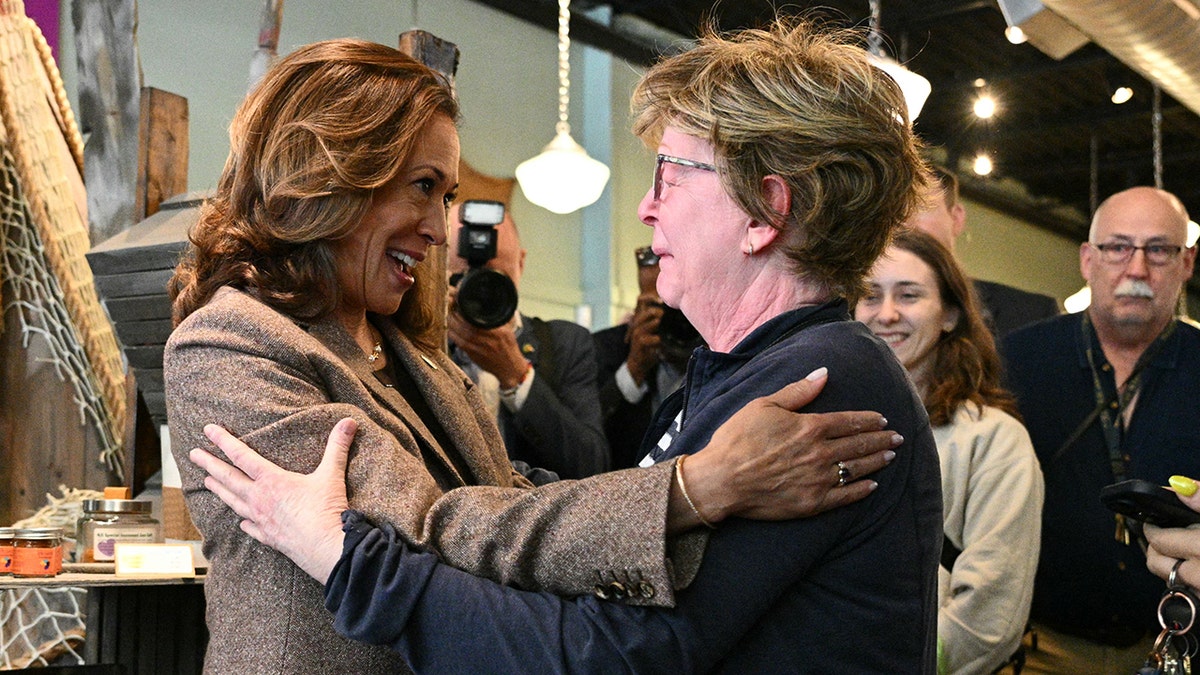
[165,299,699,607]
[511,321,610,477]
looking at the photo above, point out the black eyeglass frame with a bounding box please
[653,153,717,202]
[1092,241,1185,266]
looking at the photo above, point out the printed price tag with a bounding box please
[114,543,196,577]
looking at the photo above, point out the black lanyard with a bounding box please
[1052,313,1175,470]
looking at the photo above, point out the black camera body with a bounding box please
[451,200,518,329]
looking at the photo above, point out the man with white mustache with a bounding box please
[1001,186,1200,674]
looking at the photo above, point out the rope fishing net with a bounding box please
[0,0,127,472]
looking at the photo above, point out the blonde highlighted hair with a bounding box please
[631,18,928,299]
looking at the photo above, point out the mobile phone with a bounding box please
[1100,479,1200,528]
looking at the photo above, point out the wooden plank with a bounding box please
[92,269,175,299]
[113,318,174,346]
[135,87,189,222]
[0,312,113,526]
[399,30,458,351]
[398,30,460,81]
[124,345,164,371]
[73,0,141,245]
[86,195,200,275]
[103,295,173,323]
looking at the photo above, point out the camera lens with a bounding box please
[455,269,518,329]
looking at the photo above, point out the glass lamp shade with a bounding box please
[516,130,611,214]
[866,53,932,121]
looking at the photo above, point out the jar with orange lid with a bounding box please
[12,527,63,578]
[0,527,14,576]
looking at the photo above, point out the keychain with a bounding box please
[1140,560,1198,674]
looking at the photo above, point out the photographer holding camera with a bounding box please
[593,246,702,469]
[448,201,609,480]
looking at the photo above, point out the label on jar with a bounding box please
[0,544,12,574]
[12,545,59,577]
[89,526,160,561]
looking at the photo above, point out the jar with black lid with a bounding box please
[77,499,162,563]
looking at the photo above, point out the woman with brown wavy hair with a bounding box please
[856,228,1045,674]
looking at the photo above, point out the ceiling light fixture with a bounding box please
[515,0,610,214]
[973,94,997,119]
[1110,86,1134,105]
[973,153,994,176]
[1004,26,1027,44]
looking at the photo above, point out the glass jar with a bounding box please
[12,527,62,577]
[0,527,14,576]
[77,499,162,563]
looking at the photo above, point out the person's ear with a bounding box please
[747,175,790,254]
[1079,241,1094,286]
[942,306,961,333]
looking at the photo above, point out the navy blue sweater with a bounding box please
[325,303,942,673]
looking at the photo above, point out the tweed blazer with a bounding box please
[164,287,692,674]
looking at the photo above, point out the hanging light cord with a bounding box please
[1153,83,1163,188]
[556,0,572,137]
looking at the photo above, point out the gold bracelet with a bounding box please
[675,454,716,529]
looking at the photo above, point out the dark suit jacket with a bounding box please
[973,278,1060,338]
[500,315,608,478]
[592,323,657,470]
[164,288,695,673]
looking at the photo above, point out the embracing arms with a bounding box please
[192,367,900,585]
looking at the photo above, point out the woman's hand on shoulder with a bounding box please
[683,367,901,524]
[188,418,357,584]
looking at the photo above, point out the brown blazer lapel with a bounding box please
[374,319,514,488]
[307,317,471,486]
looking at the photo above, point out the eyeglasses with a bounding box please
[653,154,717,202]
[635,246,660,268]
[1093,241,1185,266]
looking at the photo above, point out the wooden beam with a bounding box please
[135,88,189,222]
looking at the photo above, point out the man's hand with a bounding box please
[447,310,529,389]
[626,292,664,385]
[188,418,358,584]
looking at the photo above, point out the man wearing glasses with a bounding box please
[1001,186,1200,673]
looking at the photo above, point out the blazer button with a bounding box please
[606,581,628,600]
[593,584,612,601]
[637,581,656,599]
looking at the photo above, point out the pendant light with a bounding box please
[515,0,610,214]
